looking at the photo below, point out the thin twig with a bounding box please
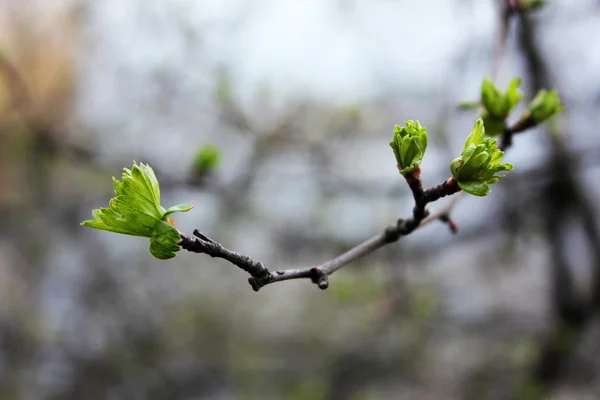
[180,177,460,291]
[419,192,463,232]
[179,230,270,279]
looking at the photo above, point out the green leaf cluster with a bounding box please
[450,119,513,196]
[512,89,564,132]
[81,162,194,259]
[527,89,563,124]
[481,78,523,136]
[389,120,428,176]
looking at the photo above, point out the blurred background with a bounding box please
[1,0,600,399]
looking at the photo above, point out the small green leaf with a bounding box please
[456,180,491,197]
[481,79,504,117]
[506,78,523,109]
[114,196,162,229]
[400,136,414,166]
[163,204,195,218]
[464,119,485,148]
[81,211,143,236]
[149,220,182,260]
[132,162,162,216]
[99,202,152,236]
[121,166,161,216]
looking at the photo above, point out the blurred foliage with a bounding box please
[329,269,387,305]
[193,144,222,175]
[217,72,233,104]
[409,286,440,319]
[0,0,79,126]
[0,0,81,208]
[509,338,539,368]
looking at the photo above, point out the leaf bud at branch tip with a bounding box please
[389,120,428,177]
[81,162,194,260]
[480,78,523,136]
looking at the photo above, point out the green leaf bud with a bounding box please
[528,89,563,124]
[480,78,523,136]
[512,89,564,133]
[193,144,221,174]
[389,120,428,176]
[450,119,514,196]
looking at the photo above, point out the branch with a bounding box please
[419,192,463,233]
[180,177,460,291]
[179,230,270,278]
[175,0,544,292]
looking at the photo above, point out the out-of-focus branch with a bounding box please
[492,0,519,80]
[428,0,520,229]
[510,10,600,400]
[0,55,97,164]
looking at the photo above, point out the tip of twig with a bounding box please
[439,214,459,234]
[248,277,261,292]
[448,220,459,234]
[309,267,329,290]
[317,278,329,290]
[193,229,216,243]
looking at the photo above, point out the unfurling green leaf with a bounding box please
[81,162,195,260]
[150,220,183,260]
[450,119,513,197]
[389,120,428,176]
[164,204,195,217]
